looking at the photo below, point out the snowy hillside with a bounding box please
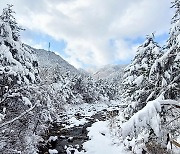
[25,45,82,83]
[34,48,78,75]
[78,68,90,76]
[93,64,126,80]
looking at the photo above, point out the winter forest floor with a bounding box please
[38,101,131,154]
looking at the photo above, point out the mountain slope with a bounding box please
[93,64,126,80]
[34,49,79,75]
[25,46,81,82]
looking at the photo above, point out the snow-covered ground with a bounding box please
[81,120,130,154]
[62,100,124,129]
[64,120,130,154]
[44,99,180,154]
[48,100,131,154]
[64,100,123,117]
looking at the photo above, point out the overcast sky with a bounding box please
[0,0,174,70]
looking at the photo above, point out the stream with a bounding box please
[38,108,119,154]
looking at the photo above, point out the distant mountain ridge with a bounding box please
[92,64,127,80]
[26,45,126,81]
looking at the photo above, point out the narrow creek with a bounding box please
[38,108,119,154]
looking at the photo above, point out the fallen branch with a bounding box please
[0,103,37,128]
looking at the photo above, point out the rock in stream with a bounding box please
[38,109,118,154]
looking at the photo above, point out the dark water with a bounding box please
[38,109,119,154]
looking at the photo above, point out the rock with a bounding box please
[39,107,121,153]
[68,137,74,142]
[101,133,105,136]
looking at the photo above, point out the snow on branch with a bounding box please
[0,102,37,128]
[159,100,180,108]
[121,99,179,138]
[165,114,180,126]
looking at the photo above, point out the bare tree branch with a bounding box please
[0,103,37,128]
[165,115,180,127]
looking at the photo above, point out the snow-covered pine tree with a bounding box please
[98,78,118,101]
[81,76,95,103]
[121,2,180,153]
[150,1,180,150]
[161,0,180,99]
[122,35,162,117]
[149,0,180,101]
[0,5,39,87]
[0,4,24,42]
[95,79,110,101]
[0,5,42,153]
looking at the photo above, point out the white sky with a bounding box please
[0,0,173,69]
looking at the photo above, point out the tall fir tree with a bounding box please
[162,0,180,99]
[0,5,42,153]
[149,0,180,100]
[122,35,162,117]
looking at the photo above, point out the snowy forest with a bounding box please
[0,1,179,154]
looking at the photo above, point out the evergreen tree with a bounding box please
[161,0,180,99]
[149,0,180,100]
[121,2,180,153]
[122,35,162,116]
[0,5,42,153]
[0,4,24,41]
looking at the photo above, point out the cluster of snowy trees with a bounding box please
[40,66,119,105]
[121,1,180,153]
